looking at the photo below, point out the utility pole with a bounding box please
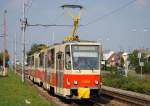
[3,10,7,75]
[21,0,27,82]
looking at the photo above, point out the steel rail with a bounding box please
[101,86,150,106]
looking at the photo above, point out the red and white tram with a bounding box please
[27,40,102,99]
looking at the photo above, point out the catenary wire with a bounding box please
[84,0,137,26]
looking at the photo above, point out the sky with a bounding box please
[0,0,150,61]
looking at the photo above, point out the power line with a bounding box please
[85,0,137,26]
[27,23,75,27]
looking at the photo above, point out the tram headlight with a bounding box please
[74,80,78,85]
[95,80,99,85]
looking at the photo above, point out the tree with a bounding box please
[27,44,48,56]
[129,50,139,69]
[129,50,150,74]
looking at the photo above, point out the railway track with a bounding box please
[101,86,150,106]
[69,85,150,106]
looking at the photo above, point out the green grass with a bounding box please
[102,72,150,95]
[0,70,54,106]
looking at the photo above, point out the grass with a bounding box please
[102,71,150,95]
[0,69,54,106]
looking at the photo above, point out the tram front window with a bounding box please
[72,45,99,70]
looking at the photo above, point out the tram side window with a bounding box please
[35,57,39,69]
[65,45,71,70]
[31,56,34,66]
[39,53,44,67]
[47,49,55,68]
[45,55,48,69]
[57,52,64,70]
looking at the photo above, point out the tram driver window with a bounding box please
[65,45,71,70]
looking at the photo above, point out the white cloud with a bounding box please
[131,29,137,32]
[143,29,148,32]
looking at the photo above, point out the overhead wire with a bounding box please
[84,0,137,26]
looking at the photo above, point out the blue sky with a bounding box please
[0,0,150,61]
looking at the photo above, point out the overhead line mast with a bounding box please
[21,0,26,82]
[3,10,7,75]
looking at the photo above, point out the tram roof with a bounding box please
[28,40,101,56]
[51,40,100,46]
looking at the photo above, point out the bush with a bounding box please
[102,73,150,95]
[105,66,118,74]
[135,62,150,74]
[143,62,150,73]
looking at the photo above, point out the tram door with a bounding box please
[44,54,48,82]
[56,52,64,94]
[34,54,39,79]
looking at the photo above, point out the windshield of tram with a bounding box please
[72,45,99,70]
